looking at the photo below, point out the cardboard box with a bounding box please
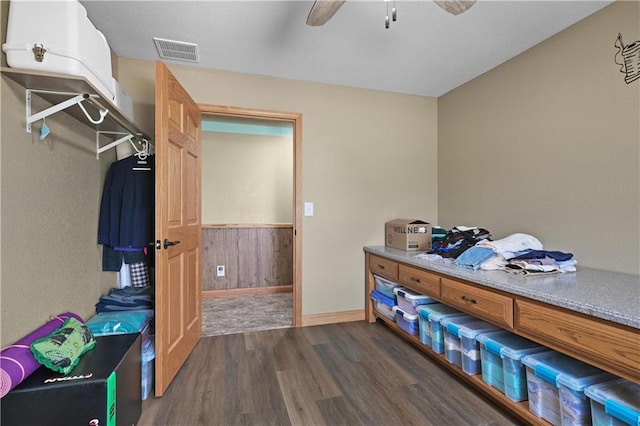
[385,219,432,251]
[1,333,141,426]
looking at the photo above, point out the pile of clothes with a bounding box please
[95,286,154,313]
[430,226,492,258]
[421,228,576,275]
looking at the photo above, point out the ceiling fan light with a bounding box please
[434,0,476,16]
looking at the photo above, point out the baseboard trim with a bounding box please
[302,310,365,327]
[202,286,293,299]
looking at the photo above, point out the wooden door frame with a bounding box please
[198,104,302,327]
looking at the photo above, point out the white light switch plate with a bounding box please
[304,202,314,216]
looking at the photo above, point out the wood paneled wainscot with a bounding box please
[364,248,640,426]
[202,224,293,296]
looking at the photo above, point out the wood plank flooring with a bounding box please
[138,321,519,426]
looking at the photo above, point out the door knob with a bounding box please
[163,238,181,249]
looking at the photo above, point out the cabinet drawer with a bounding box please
[398,265,440,298]
[515,299,640,382]
[369,255,398,281]
[440,278,514,329]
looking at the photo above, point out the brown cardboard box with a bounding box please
[385,219,432,251]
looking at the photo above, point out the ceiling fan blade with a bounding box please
[434,0,476,15]
[306,0,346,26]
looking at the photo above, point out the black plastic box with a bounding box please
[1,333,141,426]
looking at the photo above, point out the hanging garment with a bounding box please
[98,155,155,271]
[130,261,150,287]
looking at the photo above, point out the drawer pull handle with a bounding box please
[410,277,421,283]
[462,295,478,304]
[377,264,386,270]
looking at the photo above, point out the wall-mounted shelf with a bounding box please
[1,66,152,157]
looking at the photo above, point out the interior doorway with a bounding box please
[198,104,302,331]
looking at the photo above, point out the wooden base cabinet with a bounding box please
[364,251,640,425]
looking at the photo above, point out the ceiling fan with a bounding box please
[306,0,476,26]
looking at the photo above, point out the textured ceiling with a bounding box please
[81,0,613,97]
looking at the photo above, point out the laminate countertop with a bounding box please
[364,246,640,329]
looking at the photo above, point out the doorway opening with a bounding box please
[198,104,302,334]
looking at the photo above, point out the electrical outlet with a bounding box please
[216,265,225,277]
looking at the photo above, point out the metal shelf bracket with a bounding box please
[25,89,107,133]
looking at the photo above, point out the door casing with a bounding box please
[199,104,302,326]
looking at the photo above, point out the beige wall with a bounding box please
[201,131,293,224]
[0,77,116,346]
[438,0,639,274]
[116,59,439,316]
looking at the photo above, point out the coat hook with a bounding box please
[78,100,108,125]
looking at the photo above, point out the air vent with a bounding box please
[153,37,199,63]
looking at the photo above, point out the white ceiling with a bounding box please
[80,0,613,97]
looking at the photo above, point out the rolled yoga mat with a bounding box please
[0,312,83,397]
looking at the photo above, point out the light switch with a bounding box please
[304,202,314,216]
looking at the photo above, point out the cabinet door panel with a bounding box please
[398,265,440,298]
[369,255,399,281]
[516,299,640,382]
[440,278,514,329]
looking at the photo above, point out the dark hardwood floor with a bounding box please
[139,321,520,426]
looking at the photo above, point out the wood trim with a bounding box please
[202,223,293,229]
[202,286,293,299]
[198,103,303,327]
[302,310,365,327]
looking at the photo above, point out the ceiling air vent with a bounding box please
[153,37,199,63]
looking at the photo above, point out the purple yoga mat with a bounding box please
[0,312,83,398]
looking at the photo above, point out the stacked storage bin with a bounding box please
[415,303,464,353]
[392,287,437,336]
[371,275,399,320]
[393,287,437,315]
[370,290,395,320]
[392,306,420,335]
[374,275,400,298]
[585,378,640,426]
[476,330,546,401]
[522,350,614,425]
[141,336,155,400]
[441,315,499,374]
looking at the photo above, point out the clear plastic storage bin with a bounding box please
[374,275,400,299]
[441,315,499,373]
[370,290,395,320]
[415,303,464,351]
[392,306,419,335]
[141,336,155,400]
[522,350,613,426]
[393,287,437,315]
[585,378,640,426]
[476,330,545,400]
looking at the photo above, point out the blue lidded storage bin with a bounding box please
[476,330,545,401]
[522,350,613,426]
[393,287,437,315]
[392,306,419,335]
[415,303,464,351]
[585,378,640,426]
[86,309,153,336]
[441,315,499,373]
[558,369,616,426]
[421,307,467,354]
[374,275,400,299]
[370,290,395,320]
